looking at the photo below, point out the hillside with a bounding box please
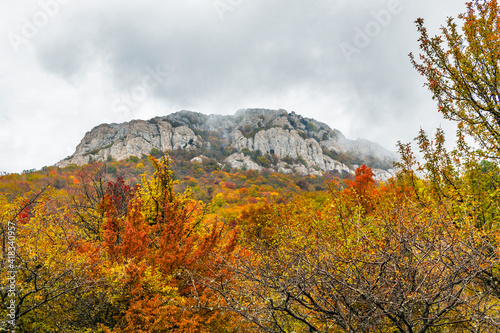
[57,109,397,180]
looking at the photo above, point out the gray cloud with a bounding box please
[0,0,467,172]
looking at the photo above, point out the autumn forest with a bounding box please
[3,1,500,332]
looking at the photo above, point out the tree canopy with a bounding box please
[410,0,500,158]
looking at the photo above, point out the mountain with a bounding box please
[57,109,397,180]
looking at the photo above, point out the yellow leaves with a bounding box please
[106,260,128,282]
[0,186,103,331]
[212,192,226,208]
[411,0,500,158]
[70,175,79,185]
[105,258,178,302]
[142,265,176,297]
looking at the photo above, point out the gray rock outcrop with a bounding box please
[57,119,197,167]
[57,109,397,180]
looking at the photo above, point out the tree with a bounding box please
[410,0,500,158]
[70,163,109,241]
[344,164,377,214]
[205,184,500,332]
[0,186,101,332]
[99,156,242,332]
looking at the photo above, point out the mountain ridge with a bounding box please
[57,109,397,180]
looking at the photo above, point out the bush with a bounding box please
[150,148,163,159]
[256,156,271,168]
[107,165,117,175]
[128,156,140,163]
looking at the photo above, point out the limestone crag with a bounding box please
[229,128,353,176]
[224,153,263,172]
[57,119,197,167]
[57,109,397,180]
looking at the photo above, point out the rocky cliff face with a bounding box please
[57,109,397,180]
[58,119,198,166]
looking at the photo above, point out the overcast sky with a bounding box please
[0,0,467,173]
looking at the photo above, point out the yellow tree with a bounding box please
[0,186,100,332]
[410,0,500,158]
[206,170,500,332]
[407,0,500,305]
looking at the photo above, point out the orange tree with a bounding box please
[95,156,244,332]
[0,155,248,332]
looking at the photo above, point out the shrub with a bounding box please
[107,165,117,175]
[256,156,271,168]
[128,156,140,163]
[150,148,163,159]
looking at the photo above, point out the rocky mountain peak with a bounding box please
[57,109,397,180]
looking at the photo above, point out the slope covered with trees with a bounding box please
[2,1,500,332]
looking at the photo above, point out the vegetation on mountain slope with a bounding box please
[2,1,500,332]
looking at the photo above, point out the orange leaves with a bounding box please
[342,165,378,214]
[346,164,376,192]
[104,203,149,262]
[210,166,500,331]
[70,175,80,185]
[410,0,500,158]
[101,177,146,261]
[97,155,240,332]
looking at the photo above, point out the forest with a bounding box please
[2,1,500,332]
